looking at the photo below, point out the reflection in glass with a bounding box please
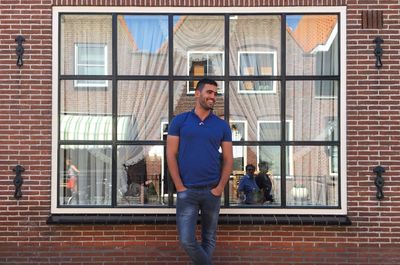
[117,145,165,206]
[286,146,339,206]
[173,81,225,117]
[229,145,281,206]
[60,80,112,114]
[60,15,112,75]
[286,15,338,76]
[117,15,169,75]
[230,81,281,141]
[174,16,224,76]
[118,81,168,140]
[286,80,338,141]
[230,121,247,172]
[59,145,112,206]
[187,51,224,94]
[230,15,281,76]
[60,80,113,141]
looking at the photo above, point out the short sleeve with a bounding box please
[168,114,182,136]
[222,122,232,142]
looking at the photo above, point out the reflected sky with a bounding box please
[123,15,181,53]
[287,15,302,31]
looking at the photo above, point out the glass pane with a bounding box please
[76,45,106,65]
[117,15,169,75]
[230,81,281,141]
[60,80,112,141]
[59,145,112,206]
[117,81,168,140]
[230,15,281,76]
[173,81,225,117]
[286,146,339,207]
[286,15,339,76]
[174,15,224,76]
[229,145,281,206]
[117,145,165,206]
[60,15,112,75]
[286,80,338,141]
[77,66,106,75]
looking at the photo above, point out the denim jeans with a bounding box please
[176,188,221,265]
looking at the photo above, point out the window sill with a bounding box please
[47,214,351,226]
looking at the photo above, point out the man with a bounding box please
[237,164,261,204]
[255,161,274,203]
[167,78,233,265]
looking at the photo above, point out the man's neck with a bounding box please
[194,106,211,121]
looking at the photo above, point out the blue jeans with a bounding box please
[176,188,221,265]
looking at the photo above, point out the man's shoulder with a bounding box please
[173,111,191,120]
[210,113,230,127]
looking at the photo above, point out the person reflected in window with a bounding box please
[256,161,275,204]
[167,78,233,265]
[238,164,261,204]
[66,159,79,194]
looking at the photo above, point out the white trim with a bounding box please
[257,120,294,176]
[73,43,108,88]
[237,51,278,94]
[186,51,224,94]
[339,9,347,214]
[51,12,59,214]
[230,120,248,172]
[311,24,338,53]
[52,6,347,215]
[53,6,346,14]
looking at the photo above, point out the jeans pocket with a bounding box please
[208,189,221,198]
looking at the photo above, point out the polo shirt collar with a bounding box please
[191,108,213,122]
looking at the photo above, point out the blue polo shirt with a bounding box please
[168,110,232,187]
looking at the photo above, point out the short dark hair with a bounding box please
[245,164,256,171]
[196,78,218,91]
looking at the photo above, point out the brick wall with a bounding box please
[1,0,400,264]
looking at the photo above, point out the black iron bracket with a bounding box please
[15,35,25,68]
[13,165,25,200]
[373,165,385,200]
[373,36,383,68]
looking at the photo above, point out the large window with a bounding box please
[52,8,346,215]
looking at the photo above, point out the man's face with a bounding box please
[195,83,218,111]
[246,167,255,177]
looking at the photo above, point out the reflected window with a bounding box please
[327,117,338,175]
[238,52,277,93]
[187,51,224,94]
[74,43,107,87]
[230,121,247,172]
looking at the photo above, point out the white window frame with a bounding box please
[237,51,278,94]
[52,6,347,215]
[186,51,224,94]
[74,43,108,88]
[230,120,248,172]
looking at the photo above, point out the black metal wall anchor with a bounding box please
[373,166,385,200]
[373,36,383,68]
[13,165,25,200]
[15,35,25,68]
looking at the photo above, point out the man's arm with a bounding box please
[166,135,186,192]
[211,141,233,196]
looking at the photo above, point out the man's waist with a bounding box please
[185,182,219,190]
